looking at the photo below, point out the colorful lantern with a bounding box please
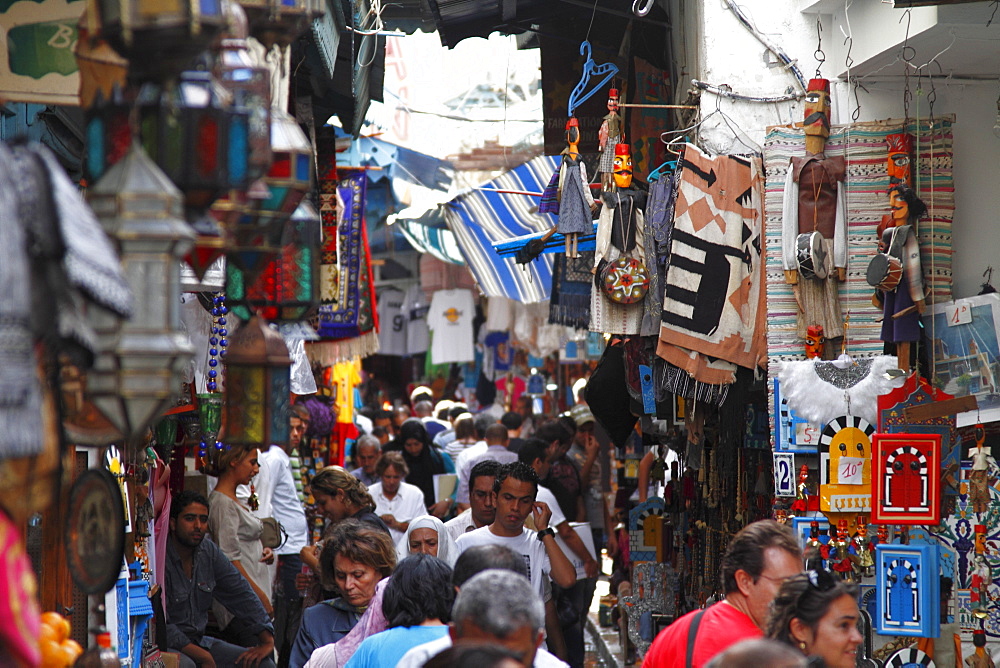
[226,198,320,322]
[86,145,196,437]
[222,315,291,446]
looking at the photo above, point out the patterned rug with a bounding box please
[763,116,955,433]
[657,145,767,383]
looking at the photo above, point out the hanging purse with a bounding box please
[599,193,649,304]
[260,516,287,549]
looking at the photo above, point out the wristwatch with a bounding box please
[536,527,555,540]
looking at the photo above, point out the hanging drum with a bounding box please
[795,231,828,280]
[866,253,903,291]
[601,256,650,304]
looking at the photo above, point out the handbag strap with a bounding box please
[686,607,709,668]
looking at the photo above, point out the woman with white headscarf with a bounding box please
[395,515,458,567]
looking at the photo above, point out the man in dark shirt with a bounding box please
[166,490,276,668]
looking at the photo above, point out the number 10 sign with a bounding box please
[774,452,796,497]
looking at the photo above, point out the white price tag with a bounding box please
[794,422,821,446]
[837,456,865,484]
[945,300,973,327]
[773,453,796,497]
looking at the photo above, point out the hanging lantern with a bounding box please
[215,0,272,181]
[222,315,291,446]
[86,144,196,438]
[75,7,128,109]
[96,0,225,81]
[237,0,319,51]
[215,108,311,282]
[85,72,250,223]
[226,198,321,322]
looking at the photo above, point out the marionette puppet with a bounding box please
[804,520,828,570]
[829,519,854,579]
[886,133,914,187]
[556,117,596,259]
[598,88,623,190]
[790,464,811,513]
[805,324,824,359]
[591,143,650,332]
[969,424,994,516]
[781,78,847,355]
[869,184,927,371]
[968,630,996,668]
[849,515,875,579]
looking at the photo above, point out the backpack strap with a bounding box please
[686,607,709,668]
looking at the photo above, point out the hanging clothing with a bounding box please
[427,289,475,364]
[590,189,648,335]
[549,251,593,330]
[376,288,407,356]
[556,156,594,235]
[402,284,430,355]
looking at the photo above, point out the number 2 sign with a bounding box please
[774,453,796,497]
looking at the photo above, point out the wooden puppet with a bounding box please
[849,515,875,579]
[970,424,994,516]
[804,520,827,570]
[968,630,996,668]
[781,78,847,355]
[804,324,824,359]
[870,184,927,371]
[598,88,623,190]
[971,554,992,618]
[790,464,811,513]
[557,117,596,258]
[829,519,854,579]
[886,133,914,187]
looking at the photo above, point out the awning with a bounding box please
[444,155,557,303]
[396,212,465,264]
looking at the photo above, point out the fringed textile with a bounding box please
[549,251,593,330]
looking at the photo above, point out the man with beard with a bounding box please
[780,77,847,358]
[165,490,276,668]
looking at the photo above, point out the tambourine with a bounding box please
[601,257,650,304]
[795,231,828,280]
[865,253,902,291]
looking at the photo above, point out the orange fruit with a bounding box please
[40,612,70,643]
[60,640,83,665]
[39,638,66,667]
[38,623,59,645]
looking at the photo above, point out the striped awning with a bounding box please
[444,155,558,303]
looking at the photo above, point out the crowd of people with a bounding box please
[163,388,608,668]
[162,385,866,668]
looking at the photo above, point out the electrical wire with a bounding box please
[691,80,801,103]
[723,0,807,92]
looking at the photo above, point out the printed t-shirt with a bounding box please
[332,360,362,423]
[376,288,407,356]
[456,526,551,598]
[427,289,475,364]
[641,602,762,668]
[403,284,430,355]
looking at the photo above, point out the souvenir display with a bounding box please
[829,519,853,579]
[774,379,824,454]
[780,78,847,347]
[819,415,874,514]
[556,118,595,259]
[597,88,623,190]
[778,356,903,428]
[849,515,875,579]
[876,543,940,637]
[872,433,941,525]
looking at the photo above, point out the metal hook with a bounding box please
[633,0,654,17]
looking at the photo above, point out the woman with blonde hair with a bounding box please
[207,445,275,636]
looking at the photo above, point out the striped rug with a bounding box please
[764,116,955,435]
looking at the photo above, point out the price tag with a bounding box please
[773,453,796,497]
[794,422,821,446]
[945,300,973,327]
[837,456,865,484]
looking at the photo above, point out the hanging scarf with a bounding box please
[549,251,593,330]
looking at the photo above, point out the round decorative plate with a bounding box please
[65,468,126,594]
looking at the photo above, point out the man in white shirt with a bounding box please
[444,460,500,542]
[366,451,427,545]
[456,424,518,507]
[396,568,568,668]
[455,462,576,598]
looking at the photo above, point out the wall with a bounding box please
[685,0,1000,300]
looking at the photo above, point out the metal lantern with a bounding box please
[86,144,196,438]
[96,0,225,81]
[222,315,291,446]
[226,198,321,322]
[215,108,311,282]
[237,0,319,50]
[215,0,272,181]
[75,8,128,109]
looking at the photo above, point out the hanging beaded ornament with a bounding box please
[197,293,229,473]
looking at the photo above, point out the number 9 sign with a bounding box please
[774,453,796,497]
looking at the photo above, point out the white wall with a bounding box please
[686,0,1000,300]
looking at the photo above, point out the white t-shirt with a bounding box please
[456,527,551,598]
[258,446,309,555]
[396,635,569,668]
[457,445,518,503]
[403,284,430,355]
[443,508,479,543]
[427,289,475,364]
[377,288,407,356]
[367,480,427,544]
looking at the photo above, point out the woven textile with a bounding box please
[549,251,593,330]
[763,117,955,441]
[657,145,767,382]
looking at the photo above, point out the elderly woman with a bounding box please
[343,554,455,668]
[395,515,458,567]
[207,445,274,634]
[289,520,395,668]
[388,419,455,518]
[767,568,863,668]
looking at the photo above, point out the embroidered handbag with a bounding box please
[601,256,650,304]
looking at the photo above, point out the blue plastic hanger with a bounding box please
[567,41,619,117]
[648,160,677,182]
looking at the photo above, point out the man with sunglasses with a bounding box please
[642,520,802,668]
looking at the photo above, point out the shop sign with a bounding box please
[0,0,83,105]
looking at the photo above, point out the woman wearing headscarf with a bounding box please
[394,515,458,568]
[387,419,455,518]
